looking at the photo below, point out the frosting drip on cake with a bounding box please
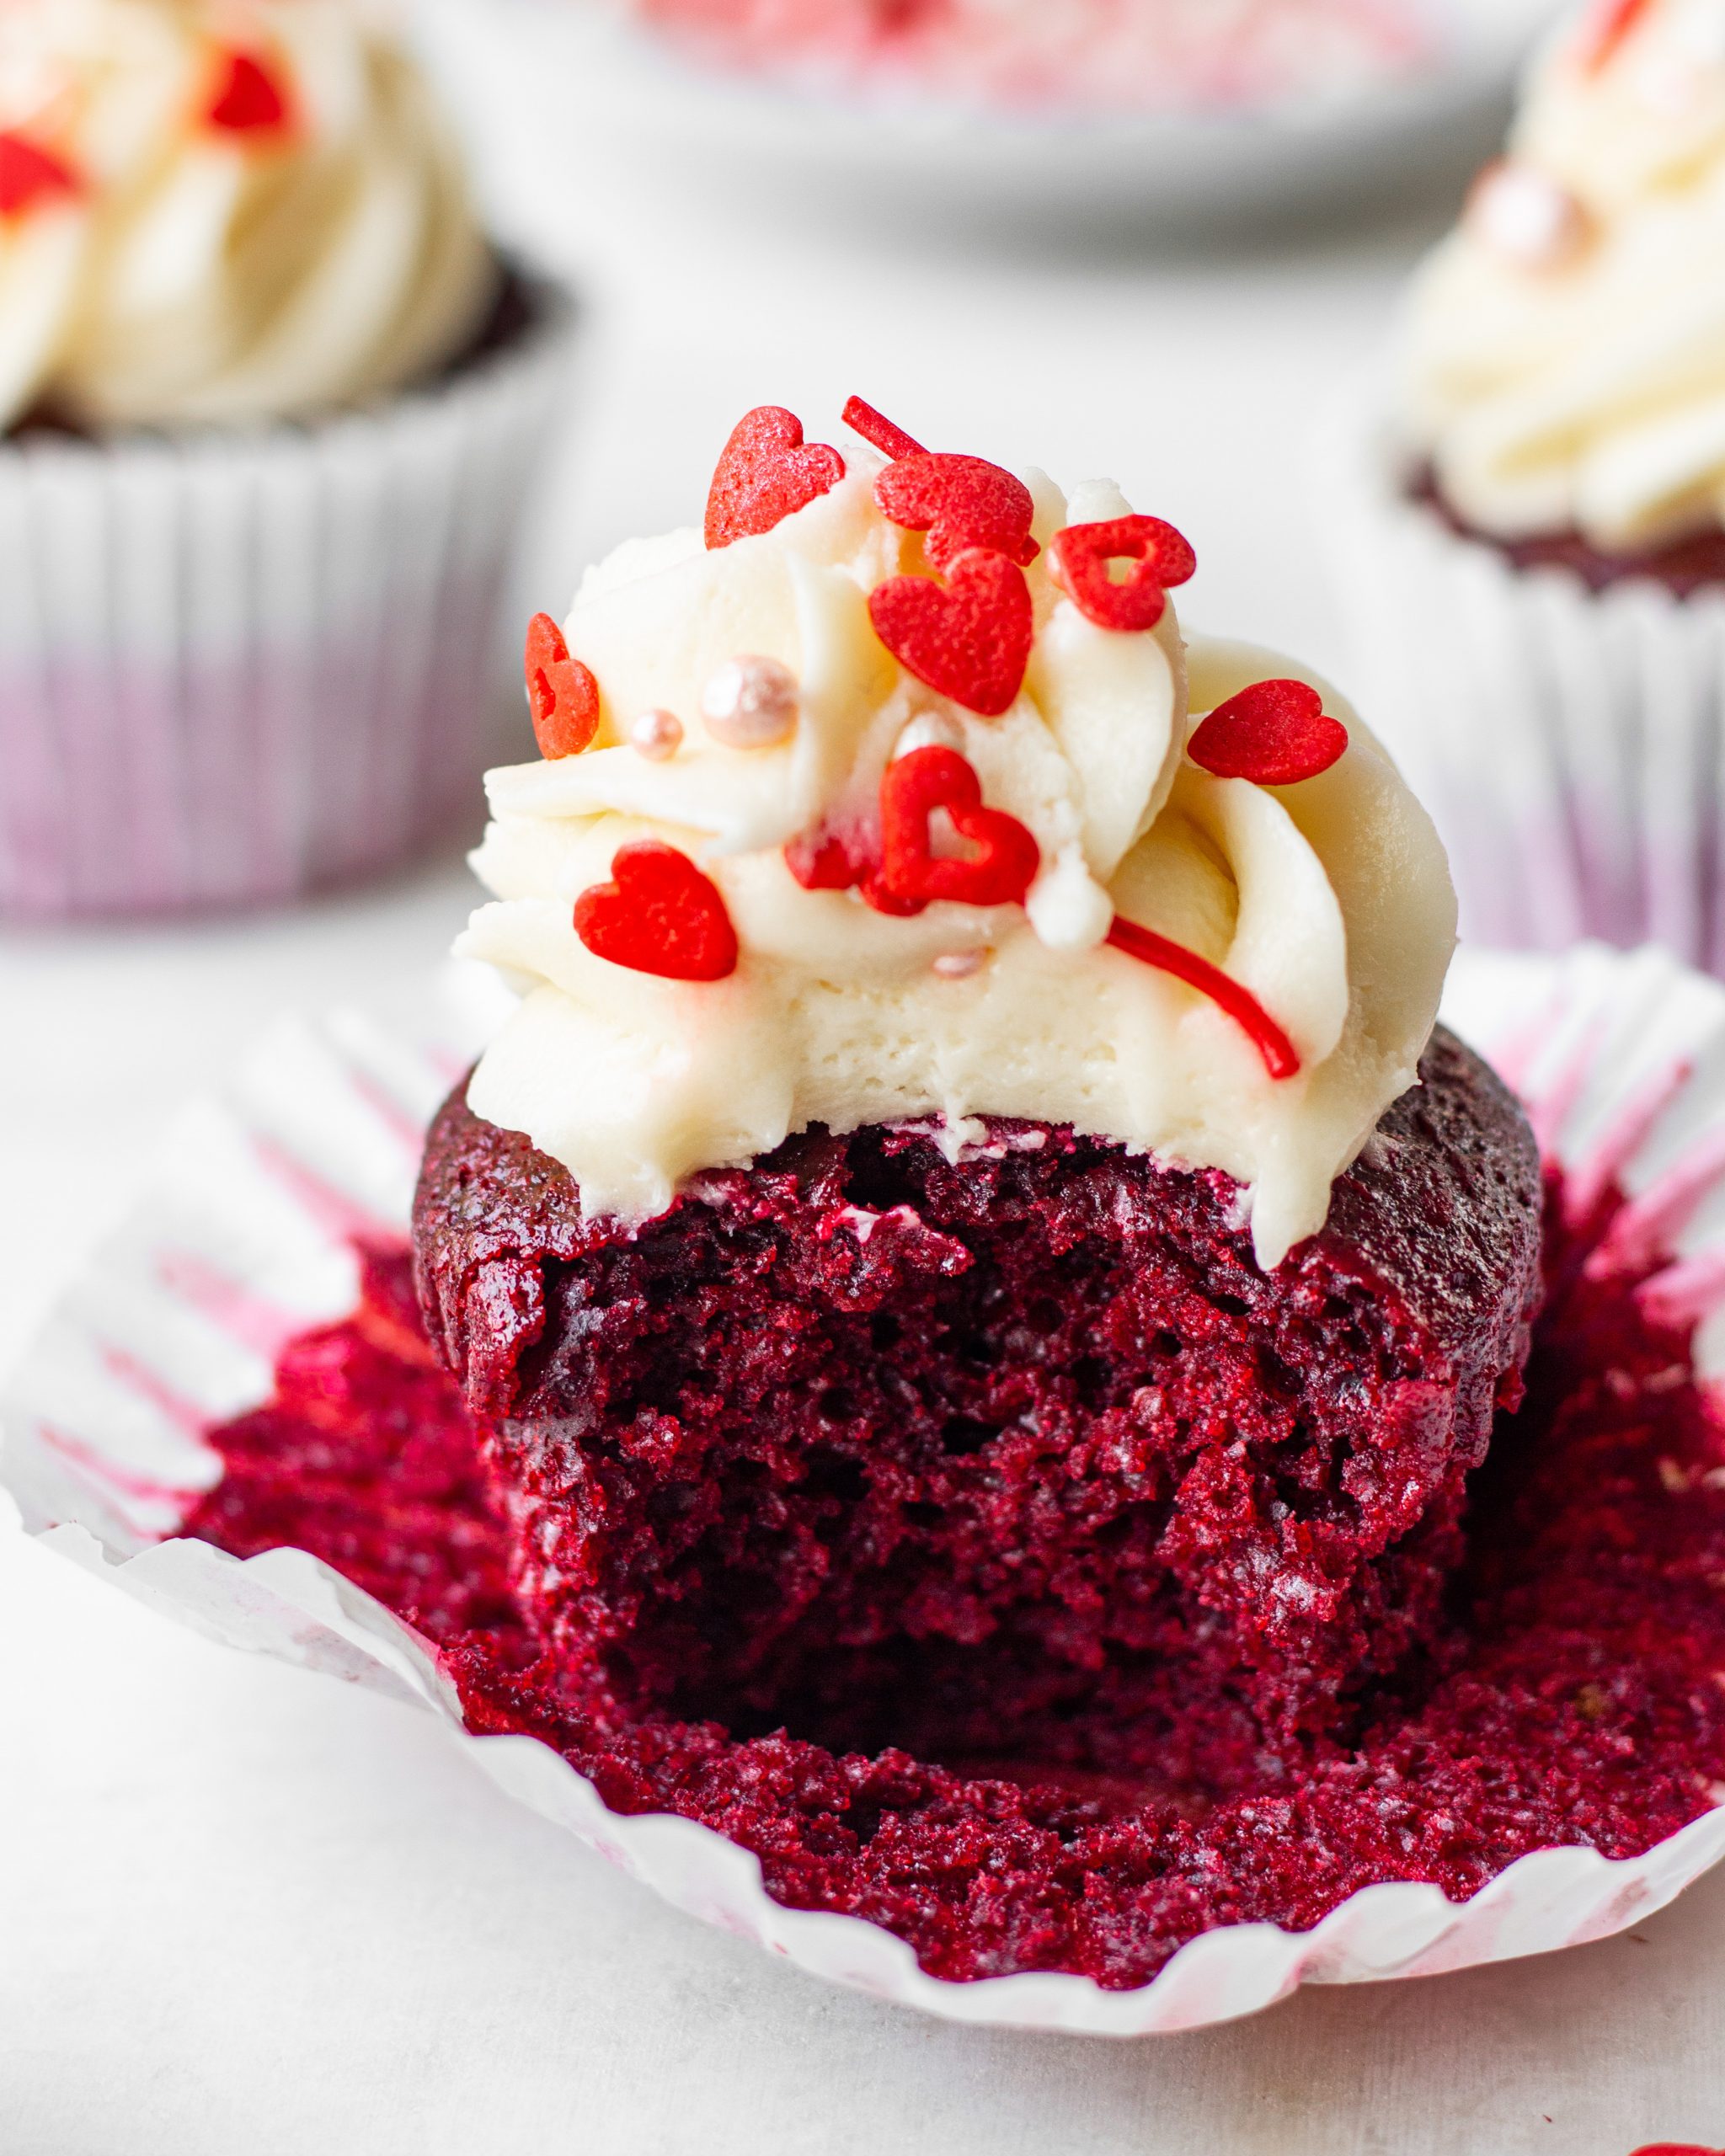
[459,404,1455,1269]
[0,0,496,430]
[1402,0,1725,550]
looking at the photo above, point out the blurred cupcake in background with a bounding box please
[0,0,576,921]
[1326,0,1725,967]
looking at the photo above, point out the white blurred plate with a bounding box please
[422,0,1565,234]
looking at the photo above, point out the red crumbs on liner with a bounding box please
[182,1159,1725,1992]
[841,395,926,462]
[206,50,293,135]
[870,745,1039,915]
[1106,915,1300,1081]
[1187,679,1349,788]
[1047,515,1197,633]
[704,407,846,549]
[525,613,601,759]
[574,839,739,982]
[868,548,1034,717]
[0,134,80,217]
[876,453,1040,571]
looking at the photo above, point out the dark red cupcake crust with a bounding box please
[1413,468,1725,601]
[413,1029,1542,1791]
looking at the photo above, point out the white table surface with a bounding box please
[6,29,1725,2154]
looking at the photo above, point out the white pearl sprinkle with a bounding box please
[932,950,988,979]
[629,707,683,761]
[1467,160,1592,271]
[700,655,798,749]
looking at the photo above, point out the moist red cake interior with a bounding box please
[184,1159,1725,1991]
[411,1033,1539,1798]
[1413,467,1725,600]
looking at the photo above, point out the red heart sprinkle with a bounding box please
[1627,2147,1725,2155]
[868,548,1034,718]
[876,452,1040,572]
[704,406,846,550]
[0,133,79,217]
[1047,515,1197,633]
[574,840,739,982]
[869,746,1039,915]
[1187,678,1348,787]
[1578,0,1653,70]
[1106,915,1300,1081]
[206,51,291,134]
[784,825,864,892]
[841,395,926,462]
[525,612,601,759]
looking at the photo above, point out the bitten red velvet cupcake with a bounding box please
[414,396,1543,1796]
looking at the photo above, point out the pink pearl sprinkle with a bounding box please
[1467,160,1592,270]
[932,950,987,979]
[629,708,683,760]
[701,655,798,749]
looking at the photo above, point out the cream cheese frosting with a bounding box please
[1402,0,1725,551]
[0,0,496,431]
[458,414,1456,1271]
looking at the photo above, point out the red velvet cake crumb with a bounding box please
[182,1131,1725,1988]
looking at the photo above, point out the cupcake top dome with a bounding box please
[1402,0,1725,551]
[459,398,1455,1270]
[0,0,496,430]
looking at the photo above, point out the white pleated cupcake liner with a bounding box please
[1318,398,1725,973]
[6,942,1725,2035]
[0,273,577,921]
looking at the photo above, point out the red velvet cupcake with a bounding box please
[1329,0,1725,964]
[416,1031,1539,1790]
[414,395,1541,1809]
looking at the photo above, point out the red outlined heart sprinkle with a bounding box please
[1578,0,1653,70]
[0,134,79,216]
[876,452,1040,571]
[574,841,739,981]
[841,395,926,462]
[868,746,1039,915]
[206,51,292,134]
[525,612,601,759]
[868,549,1034,718]
[1047,515,1197,633]
[704,406,846,550]
[1106,915,1300,1081]
[1187,678,1349,787]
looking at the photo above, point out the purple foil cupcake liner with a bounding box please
[0,275,576,921]
[4,944,1725,2034]
[1321,398,1725,973]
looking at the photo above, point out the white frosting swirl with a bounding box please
[1402,0,1725,550]
[0,0,496,431]
[459,456,1455,1271]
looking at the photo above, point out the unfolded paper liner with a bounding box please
[6,942,1725,2036]
[0,272,577,921]
[1318,397,1725,974]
